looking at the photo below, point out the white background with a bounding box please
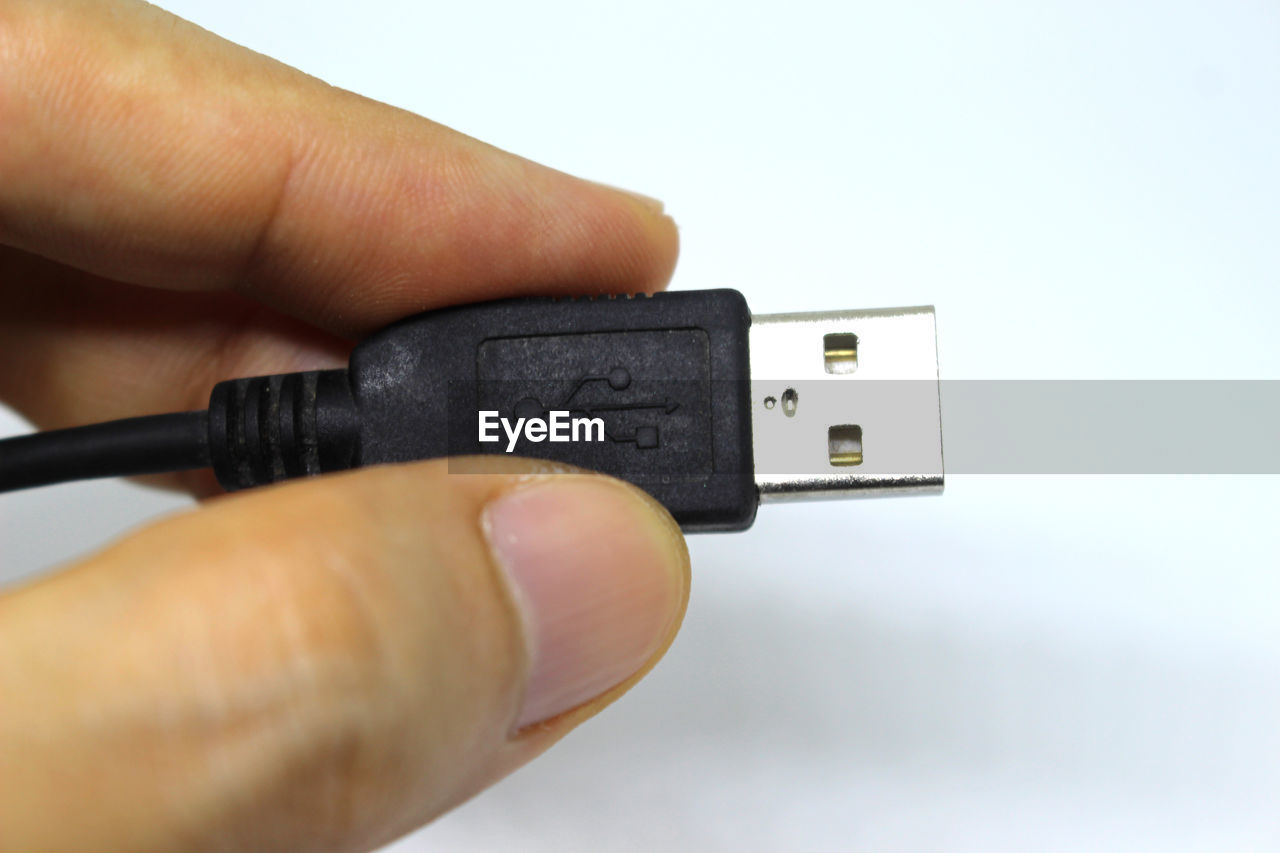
[3,1,1279,850]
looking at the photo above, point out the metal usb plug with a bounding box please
[749,306,944,501]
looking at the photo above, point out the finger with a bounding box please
[0,458,690,851]
[0,250,347,424]
[0,248,346,494]
[0,0,678,337]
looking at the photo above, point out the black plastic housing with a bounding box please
[208,289,758,531]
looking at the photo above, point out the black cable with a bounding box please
[0,412,211,493]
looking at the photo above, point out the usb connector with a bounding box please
[750,307,944,501]
[0,289,944,531]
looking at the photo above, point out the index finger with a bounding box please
[0,0,678,336]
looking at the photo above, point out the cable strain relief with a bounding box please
[207,369,359,491]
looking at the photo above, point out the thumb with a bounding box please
[0,458,689,852]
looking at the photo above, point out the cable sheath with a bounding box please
[0,412,210,493]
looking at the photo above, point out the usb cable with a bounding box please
[0,289,944,531]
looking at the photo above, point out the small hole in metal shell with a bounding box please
[763,396,777,410]
[781,387,798,417]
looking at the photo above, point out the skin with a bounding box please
[0,2,689,850]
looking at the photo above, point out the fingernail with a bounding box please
[589,180,667,215]
[484,477,686,729]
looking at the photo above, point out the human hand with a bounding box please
[0,2,688,850]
